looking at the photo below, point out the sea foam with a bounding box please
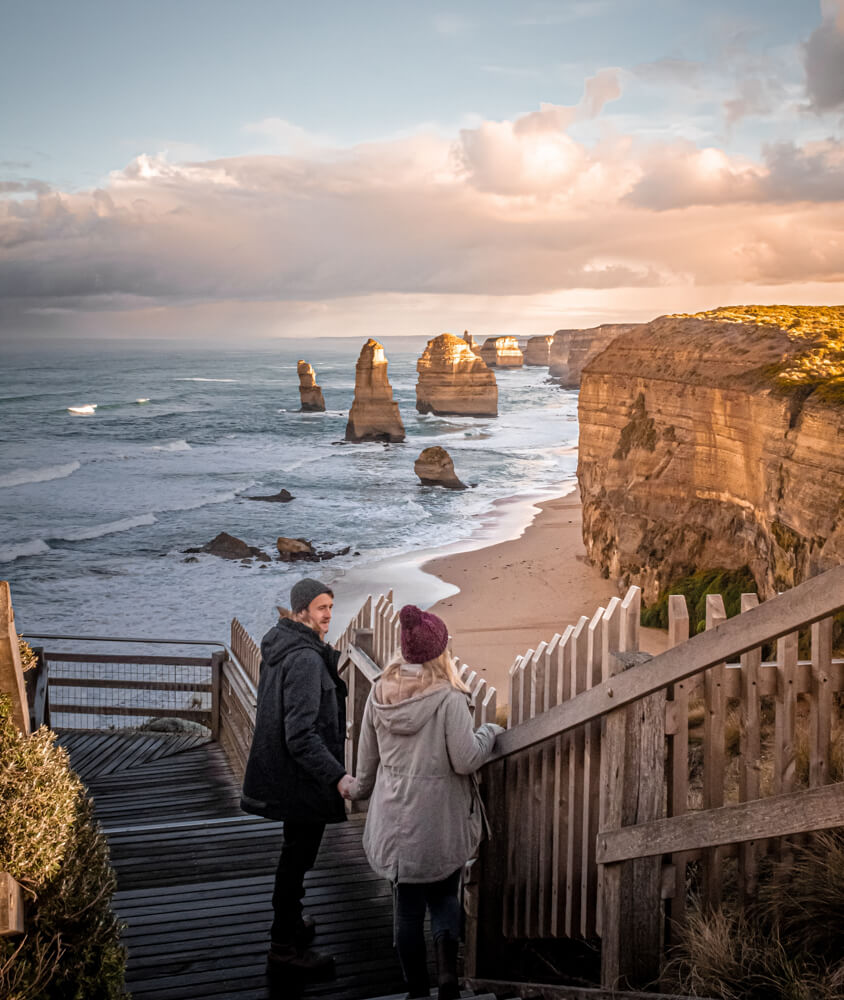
[0,461,81,489]
[50,513,157,542]
[0,539,51,563]
[148,440,192,452]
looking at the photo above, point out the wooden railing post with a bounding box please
[210,650,225,741]
[0,872,24,937]
[0,582,30,736]
[599,649,664,990]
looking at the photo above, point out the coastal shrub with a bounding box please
[665,832,844,999]
[0,695,126,1000]
[641,567,757,634]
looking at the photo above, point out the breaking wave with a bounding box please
[49,513,157,542]
[0,461,81,489]
[0,539,51,563]
[147,440,192,452]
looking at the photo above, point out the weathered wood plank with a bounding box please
[0,871,24,936]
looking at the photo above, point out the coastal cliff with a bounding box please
[297,360,326,412]
[345,339,405,442]
[524,335,554,366]
[550,324,640,387]
[577,306,844,602]
[480,336,524,368]
[416,333,498,416]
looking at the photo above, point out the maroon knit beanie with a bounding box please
[399,604,449,664]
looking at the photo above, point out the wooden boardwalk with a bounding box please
[58,731,407,1000]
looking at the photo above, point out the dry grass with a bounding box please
[0,695,126,999]
[665,833,844,999]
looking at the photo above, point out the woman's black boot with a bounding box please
[434,934,459,1000]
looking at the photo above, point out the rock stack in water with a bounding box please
[577,306,844,601]
[463,330,481,356]
[549,324,639,387]
[414,446,466,490]
[416,333,498,417]
[480,336,524,368]
[297,360,326,412]
[345,339,405,442]
[524,335,554,366]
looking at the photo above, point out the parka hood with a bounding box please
[372,666,454,735]
[261,616,329,666]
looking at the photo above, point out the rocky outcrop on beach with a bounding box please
[524,335,554,366]
[245,489,294,503]
[480,336,524,368]
[577,306,844,602]
[297,360,326,412]
[276,537,351,562]
[416,333,498,417]
[550,324,640,387]
[345,339,405,442]
[414,446,467,490]
[188,532,272,561]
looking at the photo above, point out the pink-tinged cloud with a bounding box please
[1,98,844,326]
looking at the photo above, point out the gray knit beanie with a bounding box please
[290,578,334,614]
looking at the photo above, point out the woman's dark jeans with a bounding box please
[394,868,462,988]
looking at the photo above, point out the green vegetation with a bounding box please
[641,567,758,634]
[673,305,844,403]
[0,695,126,1000]
[664,832,844,999]
[614,392,657,459]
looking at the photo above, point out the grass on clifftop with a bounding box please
[671,305,844,403]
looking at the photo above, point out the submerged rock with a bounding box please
[298,360,326,412]
[345,339,405,442]
[245,489,295,503]
[416,333,498,417]
[414,446,467,490]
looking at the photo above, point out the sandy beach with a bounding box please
[423,494,668,699]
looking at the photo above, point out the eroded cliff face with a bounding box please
[416,333,498,416]
[577,309,844,601]
[524,336,554,366]
[480,336,524,368]
[550,324,640,387]
[297,360,326,412]
[345,339,405,442]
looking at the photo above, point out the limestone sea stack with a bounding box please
[416,333,498,417]
[463,330,481,356]
[577,306,844,602]
[524,335,554,366]
[550,324,640,387]
[345,339,405,442]
[480,336,524,368]
[297,360,326,412]
[414,446,467,490]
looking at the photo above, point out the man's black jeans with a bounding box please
[271,820,326,944]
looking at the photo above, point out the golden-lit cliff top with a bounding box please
[668,305,844,401]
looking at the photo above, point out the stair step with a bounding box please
[364,991,496,1000]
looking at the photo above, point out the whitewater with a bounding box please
[0,337,580,645]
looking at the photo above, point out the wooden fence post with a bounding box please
[0,872,24,937]
[0,582,30,736]
[599,649,665,990]
[210,650,225,741]
[665,594,691,932]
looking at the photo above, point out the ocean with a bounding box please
[0,337,579,646]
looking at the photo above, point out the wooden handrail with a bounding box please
[488,565,844,763]
[342,643,381,684]
[598,779,844,864]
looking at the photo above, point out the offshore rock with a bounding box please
[345,339,405,442]
[524,335,554,366]
[480,336,524,368]
[550,324,640,387]
[298,360,326,412]
[414,446,467,490]
[416,333,498,417]
[190,532,271,561]
[463,330,481,356]
[245,489,294,503]
[577,306,844,602]
[276,537,351,562]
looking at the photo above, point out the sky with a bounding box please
[1,0,843,341]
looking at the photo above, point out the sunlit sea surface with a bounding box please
[0,337,579,645]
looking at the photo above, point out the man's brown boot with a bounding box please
[267,941,336,981]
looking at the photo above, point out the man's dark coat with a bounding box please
[241,617,347,824]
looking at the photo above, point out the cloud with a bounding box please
[804,0,844,111]
[2,96,844,328]
[0,179,51,195]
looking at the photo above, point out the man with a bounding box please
[241,578,354,979]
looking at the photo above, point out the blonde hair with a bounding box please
[381,648,470,693]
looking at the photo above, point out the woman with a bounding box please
[344,604,503,1000]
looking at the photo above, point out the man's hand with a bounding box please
[337,774,355,800]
